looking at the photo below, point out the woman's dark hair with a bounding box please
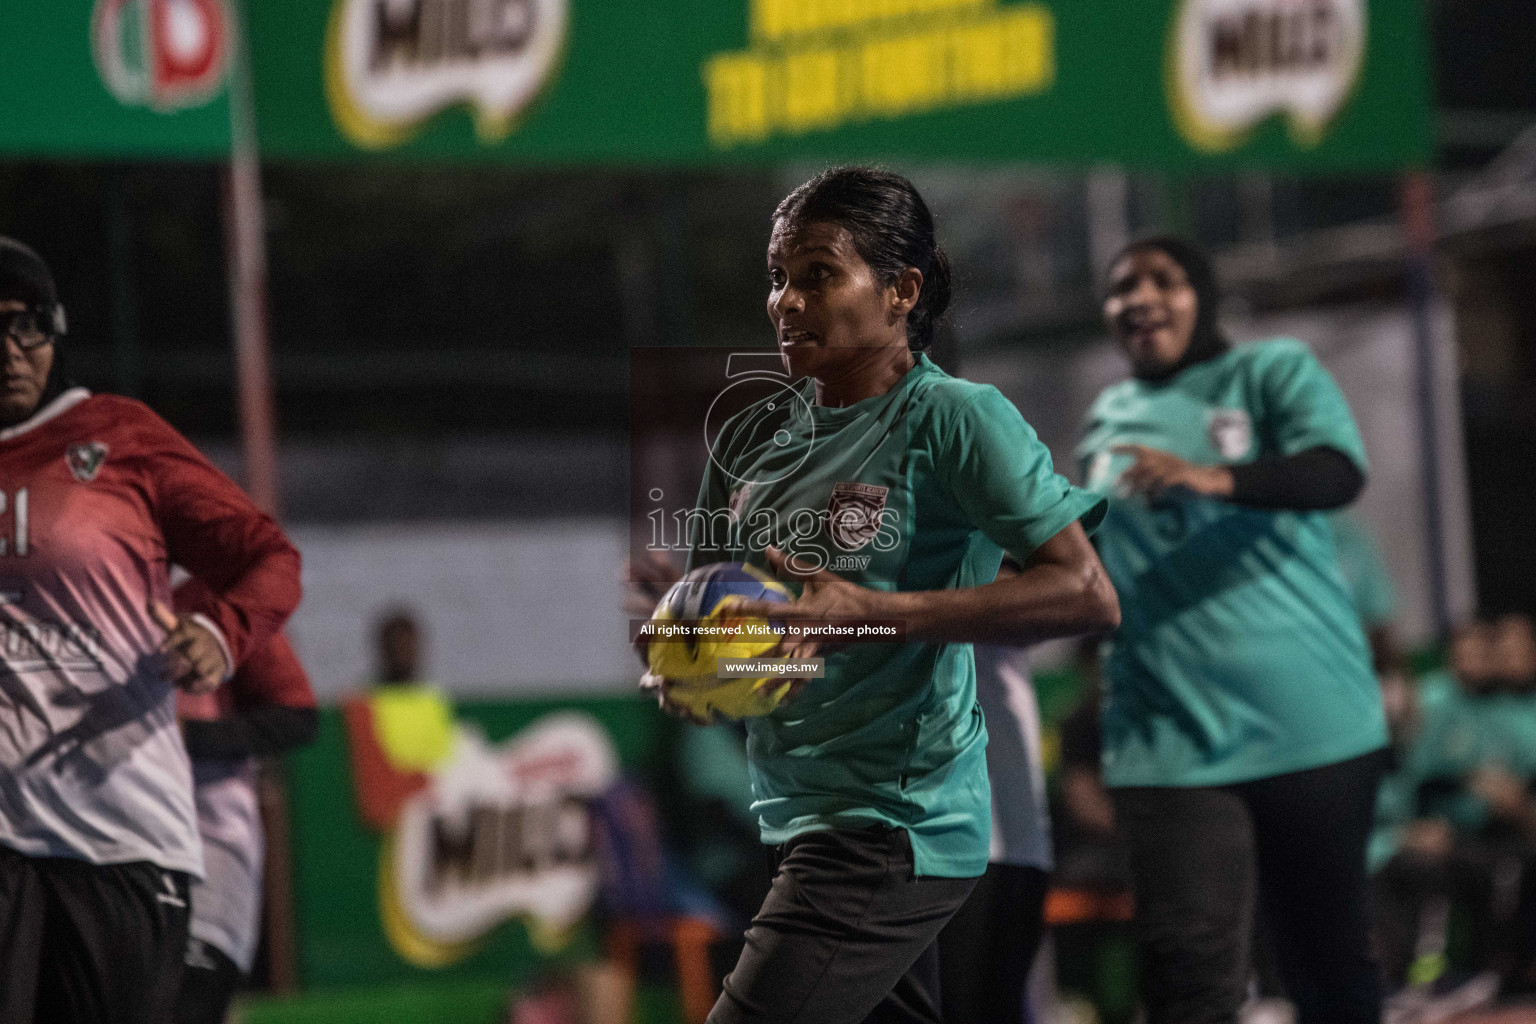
[1108,235,1229,381]
[773,166,952,351]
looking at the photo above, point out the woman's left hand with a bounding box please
[1112,444,1234,501]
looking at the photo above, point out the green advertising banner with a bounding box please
[0,0,1433,170]
[288,695,668,989]
[251,0,1434,170]
[0,0,233,159]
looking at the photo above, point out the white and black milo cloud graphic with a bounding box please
[1169,0,1365,152]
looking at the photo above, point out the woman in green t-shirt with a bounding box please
[647,167,1117,1024]
[1079,237,1389,1024]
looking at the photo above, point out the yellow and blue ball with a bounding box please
[646,562,793,721]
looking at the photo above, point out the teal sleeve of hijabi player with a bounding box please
[1253,339,1369,472]
[936,386,1107,561]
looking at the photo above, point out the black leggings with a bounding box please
[1112,749,1387,1024]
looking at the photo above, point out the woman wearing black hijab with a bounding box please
[1077,237,1387,1024]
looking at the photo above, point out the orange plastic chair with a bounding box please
[1043,886,1134,927]
[605,916,720,1024]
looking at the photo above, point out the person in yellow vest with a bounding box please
[343,609,458,829]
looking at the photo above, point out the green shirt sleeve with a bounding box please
[936,386,1107,561]
[1254,339,1369,472]
[684,454,734,573]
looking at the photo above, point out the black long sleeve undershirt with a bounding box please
[1226,445,1364,511]
[182,705,319,760]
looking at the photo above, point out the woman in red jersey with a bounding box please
[0,238,302,1024]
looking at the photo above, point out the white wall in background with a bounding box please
[284,520,636,702]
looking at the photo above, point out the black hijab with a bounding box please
[0,237,75,419]
[1109,235,1230,383]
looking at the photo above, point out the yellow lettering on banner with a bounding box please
[782,49,844,132]
[950,21,1004,101]
[751,0,988,43]
[710,2,1056,145]
[750,0,776,41]
[862,33,938,116]
[705,53,771,145]
[1000,5,1053,93]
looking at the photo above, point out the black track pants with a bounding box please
[709,826,977,1024]
[1112,750,1386,1024]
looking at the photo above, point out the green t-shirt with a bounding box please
[1402,671,1536,832]
[1331,512,1398,629]
[688,354,1104,877]
[1078,339,1387,788]
[1370,671,1536,870]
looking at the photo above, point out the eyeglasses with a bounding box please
[0,310,54,351]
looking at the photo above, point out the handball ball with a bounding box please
[646,562,793,721]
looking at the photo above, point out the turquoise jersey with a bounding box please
[1404,671,1536,832]
[687,355,1104,877]
[1371,671,1536,869]
[1079,339,1387,788]
[1331,512,1399,630]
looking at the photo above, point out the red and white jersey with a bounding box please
[0,389,302,876]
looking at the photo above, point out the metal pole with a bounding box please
[1400,172,1451,639]
[221,0,298,994]
[223,0,279,517]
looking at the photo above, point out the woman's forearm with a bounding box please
[1115,443,1362,512]
[886,554,1119,646]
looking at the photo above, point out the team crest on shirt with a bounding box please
[825,481,889,551]
[1206,409,1252,460]
[66,442,109,483]
[727,482,755,522]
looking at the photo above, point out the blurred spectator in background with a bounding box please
[1372,615,1536,1001]
[343,608,457,830]
[937,634,1054,1024]
[367,609,455,767]
[172,579,317,1024]
[1052,640,1130,895]
[376,610,423,685]
[1047,640,1140,1023]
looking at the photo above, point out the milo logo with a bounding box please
[380,713,618,965]
[1168,0,1365,152]
[93,0,229,111]
[325,0,568,149]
